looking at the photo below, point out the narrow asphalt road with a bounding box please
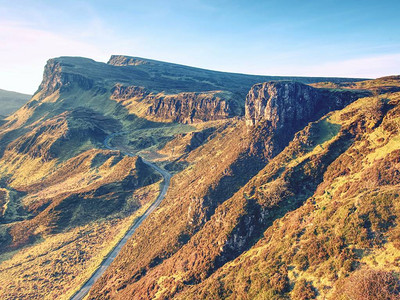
[70,133,171,300]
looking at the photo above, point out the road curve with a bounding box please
[70,133,171,300]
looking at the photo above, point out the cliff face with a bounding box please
[30,56,365,125]
[111,84,234,123]
[110,84,149,100]
[245,81,368,129]
[37,59,94,100]
[148,92,232,123]
[246,81,317,128]
[245,81,370,159]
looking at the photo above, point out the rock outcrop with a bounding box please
[147,92,233,123]
[111,84,149,100]
[33,56,366,125]
[111,84,235,123]
[245,81,369,131]
[108,55,153,67]
[245,81,371,158]
[38,59,94,100]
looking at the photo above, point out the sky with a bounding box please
[1,0,399,94]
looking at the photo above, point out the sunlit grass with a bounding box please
[0,182,160,300]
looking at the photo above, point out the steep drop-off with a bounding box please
[245,81,369,159]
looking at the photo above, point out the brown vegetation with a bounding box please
[334,269,400,300]
[1,55,399,300]
[86,88,400,299]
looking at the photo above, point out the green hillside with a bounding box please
[0,89,31,116]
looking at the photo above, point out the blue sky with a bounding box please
[1,0,399,94]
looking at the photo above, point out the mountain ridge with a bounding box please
[0,55,399,299]
[107,54,370,81]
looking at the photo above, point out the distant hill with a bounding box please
[0,89,31,116]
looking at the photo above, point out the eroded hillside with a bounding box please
[0,55,397,300]
[86,81,400,299]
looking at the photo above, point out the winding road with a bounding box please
[70,133,171,300]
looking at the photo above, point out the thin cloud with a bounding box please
[304,53,400,78]
[251,53,400,79]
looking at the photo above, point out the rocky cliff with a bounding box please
[245,81,371,159]
[245,81,369,129]
[148,91,233,123]
[108,55,153,67]
[28,56,366,125]
[37,58,95,100]
[111,84,235,123]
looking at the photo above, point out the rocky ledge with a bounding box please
[36,58,95,100]
[111,84,235,123]
[245,81,370,132]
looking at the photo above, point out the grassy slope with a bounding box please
[0,146,162,299]
[0,89,31,116]
[107,55,362,90]
[87,118,272,298]
[176,92,400,299]
[0,86,164,298]
[87,86,400,299]
[0,183,160,300]
[310,75,400,94]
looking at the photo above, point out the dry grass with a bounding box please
[0,181,159,300]
[172,89,400,299]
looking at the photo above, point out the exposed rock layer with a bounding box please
[245,81,371,160]
[111,84,234,123]
[38,59,94,100]
[245,81,370,129]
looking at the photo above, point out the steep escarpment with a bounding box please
[107,55,363,123]
[108,55,152,67]
[0,55,383,300]
[111,84,236,123]
[148,91,233,123]
[8,56,364,129]
[37,58,95,100]
[245,81,370,158]
[245,81,369,129]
